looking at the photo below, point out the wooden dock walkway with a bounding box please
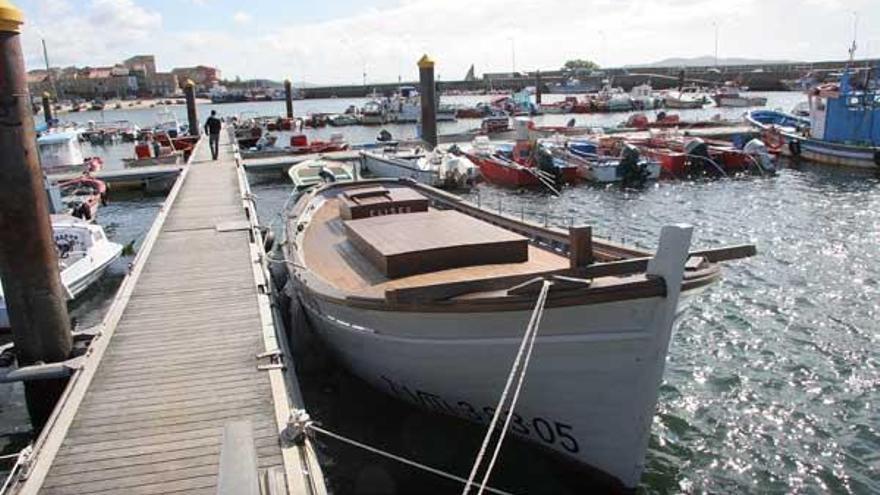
[16,132,323,495]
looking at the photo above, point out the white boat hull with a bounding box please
[361,152,475,189]
[294,285,687,488]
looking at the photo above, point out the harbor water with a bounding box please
[2,93,877,493]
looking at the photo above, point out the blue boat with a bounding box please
[747,69,880,169]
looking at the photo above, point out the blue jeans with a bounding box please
[209,133,220,160]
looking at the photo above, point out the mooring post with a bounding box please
[568,226,593,268]
[535,70,543,105]
[284,79,294,119]
[184,79,198,137]
[417,54,437,149]
[41,91,53,126]
[0,0,73,428]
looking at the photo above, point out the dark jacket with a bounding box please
[204,116,222,135]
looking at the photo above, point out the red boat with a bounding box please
[629,135,750,177]
[466,152,541,187]
[289,134,350,155]
[58,175,107,221]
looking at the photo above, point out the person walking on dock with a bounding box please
[204,110,222,160]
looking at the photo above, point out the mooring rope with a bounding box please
[462,280,552,495]
[305,424,515,495]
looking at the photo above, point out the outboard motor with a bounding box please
[617,144,649,188]
[377,129,393,142]
[743,138,776,174]
[684,138,717,176]
[318,167,337,184]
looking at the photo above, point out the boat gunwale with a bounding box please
[286,178,736,313]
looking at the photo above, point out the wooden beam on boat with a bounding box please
[384,244,756,304]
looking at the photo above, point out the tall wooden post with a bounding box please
[0,0,73,428]
[568,226,593,268]
[184,79,198,137]
[418,54,437,149]
[284,79,294,119]
[535,70,543,105]
[41,91,53,126]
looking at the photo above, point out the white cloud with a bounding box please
[232,11,252,24]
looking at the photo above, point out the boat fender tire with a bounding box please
[788,139,802,157]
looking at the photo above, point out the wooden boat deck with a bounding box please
[302,196,570,298]
[20,132,312,494]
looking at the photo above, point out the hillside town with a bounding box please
[26,55,221,99]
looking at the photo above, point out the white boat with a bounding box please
[360,100,388,125]
[361,148,477,189]
[391,86,421,123]
[712,87,767,107]
[287,159,355,191]
[663,86,707,109]
[0,215,123,329]
[285,180,754,489]
[154,109,183,137]
[630,83,656,110]
[37,131,102,174]
[437,103,458,122]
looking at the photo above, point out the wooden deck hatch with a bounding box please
[343,210,529,278]
[339,186,429,220]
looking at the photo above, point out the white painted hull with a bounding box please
[362,152,476,189]
[294,287,688,488]
[360,114,387,125]
[0,223,122,329]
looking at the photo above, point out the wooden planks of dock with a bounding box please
[17,132,320,495]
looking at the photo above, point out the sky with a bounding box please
[15,0,880,85]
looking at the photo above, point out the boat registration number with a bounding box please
[380,375,580,454]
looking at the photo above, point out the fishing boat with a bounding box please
[745,109,810,134]
[551,138,662,185]
[747,69,880,168]
[288,134,350,155]
[284,179,755,490]
[329,114,359,126]
[154,109,183,138]
[712,85,767,107]
[630,83,657,110]
[0,215,123,329]
[662,86,707,109]
[360,100,389,125]
[37,131,103,174]
[362,147,477,189]
[630,134,773,177]
[287,159,355,191]
[58,175,107,221]
[437,103,458,122]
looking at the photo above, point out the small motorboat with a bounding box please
[361,147,478,189]
[37,130,103,175]
[712,85,768,107]
[550,138,662,185]
[289,133,350,155]
[284,179,755,491]
[662,86,708,109]
[359,100,389,125]
[328,114,359,126]
[0,215,123,329]
[287,159,355,191]
[58,175,107,221]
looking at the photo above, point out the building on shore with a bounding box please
[171,65,222,92]
[27,54,195,100]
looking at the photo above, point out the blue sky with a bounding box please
[16,0,880,85]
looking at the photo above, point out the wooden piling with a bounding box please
[0,0,72,428]
[418,54,438,149]
[535,70,543,105]
[284,79,294,119]
[184,79,199,137]
[41,91,53,126]
[569,226,594,268]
